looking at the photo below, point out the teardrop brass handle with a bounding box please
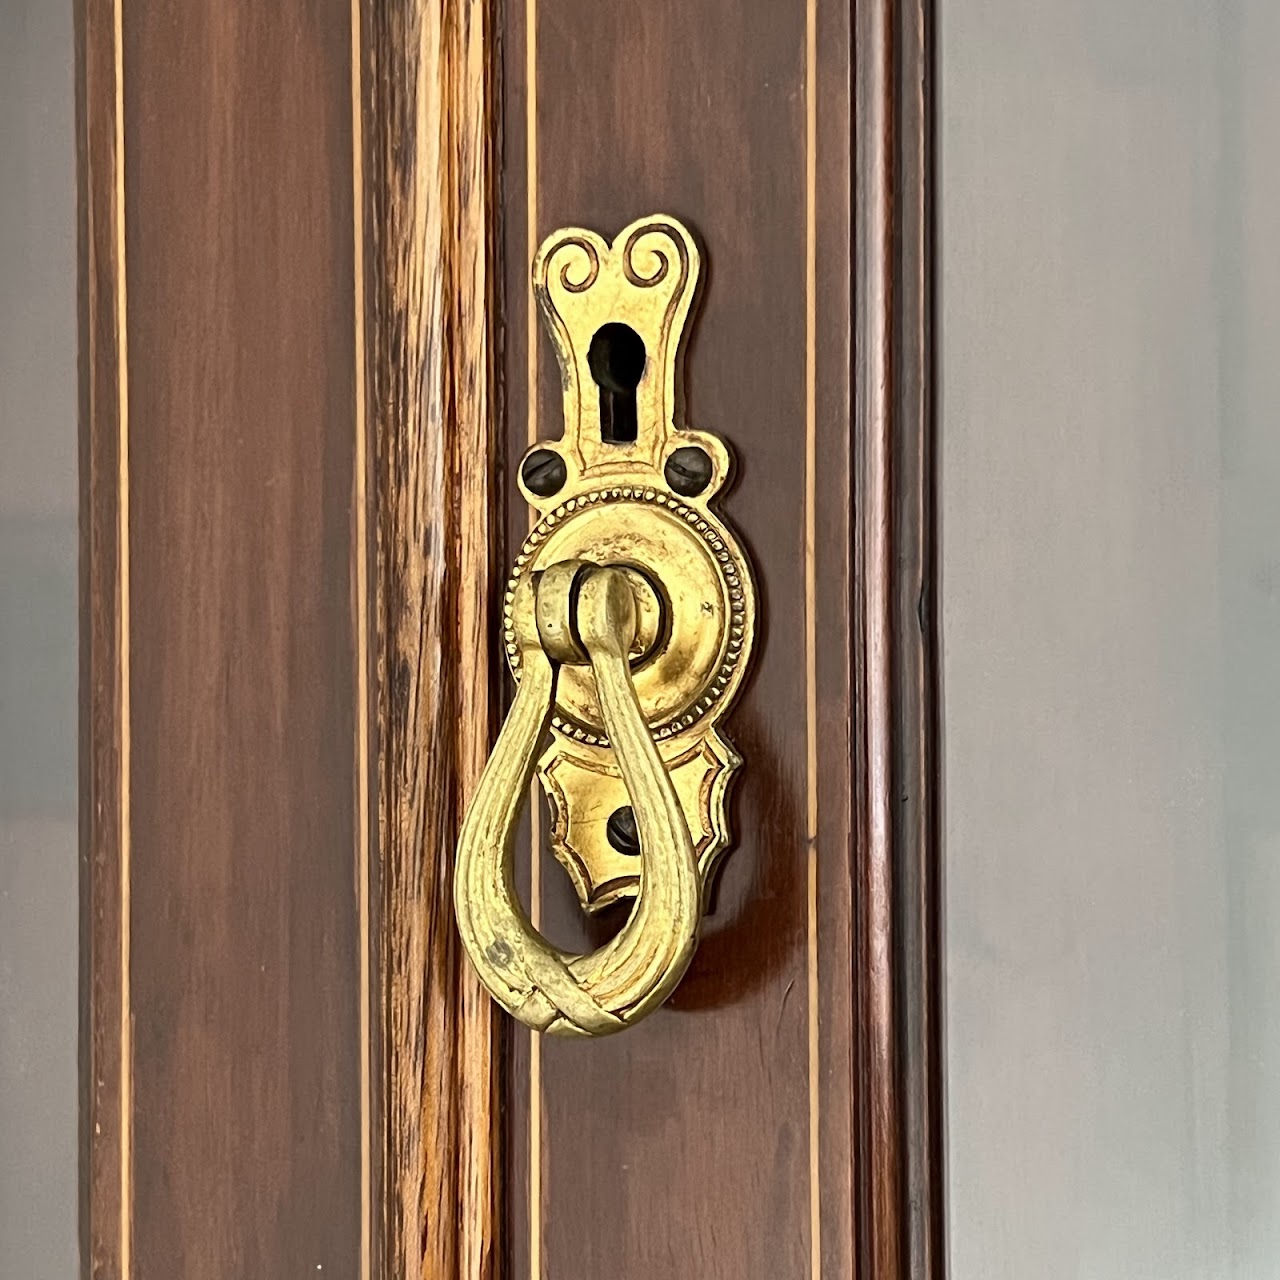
[456,215,758,1036]
[454,561,702,1037]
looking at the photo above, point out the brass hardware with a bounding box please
[454,214,757,1035]
[456,563,701,1036]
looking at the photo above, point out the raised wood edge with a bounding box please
[361,2,505,1277]
[852,0,944,1276]
[76,1,128,1275]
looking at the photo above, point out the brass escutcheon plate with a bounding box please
[505,214,757,910]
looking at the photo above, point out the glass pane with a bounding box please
[0,0,78,1274]
[942,4,1280,1277]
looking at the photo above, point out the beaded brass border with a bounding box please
[502,486,752,746]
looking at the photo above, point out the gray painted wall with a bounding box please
[0,0,79,1275]
[942,2,1280,1276]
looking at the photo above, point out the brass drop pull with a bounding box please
[455,561,701,1036]
[454,215,757,1036]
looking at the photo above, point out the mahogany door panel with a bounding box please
[499,3,854,1278]
[81,1,369,1275]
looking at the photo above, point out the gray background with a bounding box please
[943,1,1280,1276]
[1,0,79,1275]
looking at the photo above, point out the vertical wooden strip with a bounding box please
[523,5,541,1277]
[364,1,502,1276]
[893,2,944,1272]
[804,0,821,1274]
[453,3,503,1276]
[369,8,452,1273]
[112,0,132,1263]
[351,2,376,1275]
[853,1,902,1266]
[122,0,364,1268]
[813,0,858,1270]
[523,5,815,1277]
[82,0,367,1267]
[77,0,127,1273]
[852,0,943,1276]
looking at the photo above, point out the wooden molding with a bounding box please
[852,0,945,1275]
[77,1,129,1273]
[361,2,504,1277]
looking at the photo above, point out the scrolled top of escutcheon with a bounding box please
[528,214,731,505]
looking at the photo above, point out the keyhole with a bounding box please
[588,323,646,444]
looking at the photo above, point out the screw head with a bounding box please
[664,446,713,497]
[521,448,567,497]
[606,806,641,856]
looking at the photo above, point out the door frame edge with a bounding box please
[852,1,945,1275]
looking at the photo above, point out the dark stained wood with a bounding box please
[80,1,370,1275]
[853,1,944,1276]
[525,1,816,1269]
[498,1,942,1277]
[124,0,363,1270]
[813,0,857,1271]
[362,1,504,1277]
[499,2,863,1277]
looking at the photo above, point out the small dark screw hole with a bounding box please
[664,446,713,496]
[606,806,641,856]
[521,448,567,497]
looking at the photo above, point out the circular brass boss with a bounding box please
[503,487,753,746]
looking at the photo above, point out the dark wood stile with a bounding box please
[853,1,944,1276]
[80,0,367,1275]
[493,0,943,1276]
[506,0,837,1267]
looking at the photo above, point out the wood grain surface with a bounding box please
[80,0,369,1275]
[77,1,128,1273]
[523,2,820,1270]
[362,1,503,1277]
[499,1,942,1277]
[853,2,944,1277]
[503,2,826,1272]
[80,0,940,1275]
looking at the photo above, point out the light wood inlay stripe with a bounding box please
[526,1,542,1276]
[350,0,372,1273]
[804,0,821,1273]
[113,0,133,1271]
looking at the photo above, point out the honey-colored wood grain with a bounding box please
[363,2,503,1277]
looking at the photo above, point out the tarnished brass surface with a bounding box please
[454,215,758,1035]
